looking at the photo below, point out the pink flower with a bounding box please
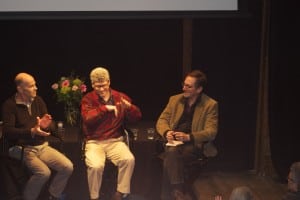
[80,84,87,93]
[51,83,59,90]
[52,74,87,126]
[61,79,70,87]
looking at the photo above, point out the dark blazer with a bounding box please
[156,93,218,157]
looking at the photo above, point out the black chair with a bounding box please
[0,121,28,200]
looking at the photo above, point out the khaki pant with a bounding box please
[23,142,73,200]
[85,137,135,199]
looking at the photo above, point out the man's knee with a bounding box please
[118,155,135,167]
[35,168,51,182]
[62,161,74,176]
[164,149,180,162]
[126,155,135,166]
[86,161,105,172]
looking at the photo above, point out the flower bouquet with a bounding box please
[51,74,87,126]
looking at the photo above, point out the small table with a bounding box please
[128,121,163,200]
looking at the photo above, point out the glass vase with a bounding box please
[64,103,79,126]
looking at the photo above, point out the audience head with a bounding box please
[14,72,37,101]
[229,186,254,200]
[288,161,300,192]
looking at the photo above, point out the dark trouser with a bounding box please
[160,144,199,200]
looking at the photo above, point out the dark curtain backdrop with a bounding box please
[269,1,300,181]
[192,17,261,170]
[0,19,182,121]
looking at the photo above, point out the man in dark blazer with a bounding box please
[156,69,218,200]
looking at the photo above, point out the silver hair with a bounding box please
[291,161,300,189]
[90,67,110,83]
[229,186,254,200]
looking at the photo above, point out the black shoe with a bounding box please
[48,193,66,200]
[173,189,193,200]
[110,192,130,200]
[9,195,23,200]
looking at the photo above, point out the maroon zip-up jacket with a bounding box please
[81,89,142,141]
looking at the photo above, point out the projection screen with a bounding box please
[0,0,237,12]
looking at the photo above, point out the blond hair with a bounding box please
[90,67,110,84]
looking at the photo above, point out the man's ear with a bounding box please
[196,86,203,94]
[17,86,23,93]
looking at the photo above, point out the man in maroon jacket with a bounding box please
[81,67,142,200]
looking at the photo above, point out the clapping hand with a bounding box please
[214,195,223,200]
[39,114,52,129]
[31,116,51,137]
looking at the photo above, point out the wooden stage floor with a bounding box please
[192,170,287,200]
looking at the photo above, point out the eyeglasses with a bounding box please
[93,82,109,89]
[182,82,194,89]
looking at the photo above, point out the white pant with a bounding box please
[85,137,135,199]
[23,142,73,200]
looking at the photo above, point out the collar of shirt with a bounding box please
[98,89,115,105]
[15,93,34,107]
